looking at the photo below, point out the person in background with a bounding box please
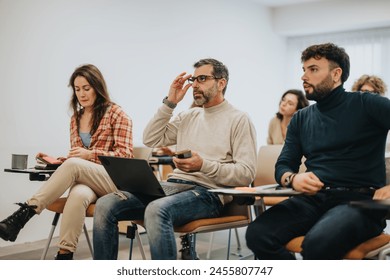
[352,74,387,96]
[0,64,133,260]
[93,58,257,260]
[352,75,390,152]
[267,89,309,145]
[246,43,390,260]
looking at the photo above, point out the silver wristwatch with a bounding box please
[162,96,177,109]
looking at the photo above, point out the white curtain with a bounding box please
[285,27,390,96]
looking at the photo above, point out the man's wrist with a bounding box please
[284,173,297,189]
[162,96,177,109]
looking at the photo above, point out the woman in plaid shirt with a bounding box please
[0,64,133,259]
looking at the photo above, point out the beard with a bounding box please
[304,73,334,101]
[193,85,217,106]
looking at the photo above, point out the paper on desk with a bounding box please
[209,184,300,196]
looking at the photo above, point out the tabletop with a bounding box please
[4,168,56,181]
[209,184,301,197]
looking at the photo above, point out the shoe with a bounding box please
[0,203,37,242]
[179,234,199,260]
[55,251,74,260]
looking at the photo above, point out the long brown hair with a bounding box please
[69,64,112,135]
[276,89,309,120]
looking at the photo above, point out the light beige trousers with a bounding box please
[27,157,117,252]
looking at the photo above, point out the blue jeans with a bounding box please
[246,190,387,260]
[93,184,223,260]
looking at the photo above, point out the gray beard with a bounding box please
[194,95,208,106]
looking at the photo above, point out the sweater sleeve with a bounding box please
[363,93,390,130]
[143,104,179,148]
[275,113,303,184]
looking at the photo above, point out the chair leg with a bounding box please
[186,233,198,260]
[379,246,390,260]
[135,229,146,260]
[127,223,136,260]
[41,213,93,260]
[83,223,94,258]
[226,229,232,260]
[41,212,60,260]
[230,228,245,258]
[206,232,215,259]
[127,223,146,260]
[234,228,242,250]
[254,198,266,216]
[207,229,246,260]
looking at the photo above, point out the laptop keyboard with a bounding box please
[161,183,194,196]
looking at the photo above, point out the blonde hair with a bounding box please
[352,75,387,96]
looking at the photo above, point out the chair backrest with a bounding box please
[253,145,306,187]
[133,146,153,160]
[253,145,283,186]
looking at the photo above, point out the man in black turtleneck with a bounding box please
[246,43,390,260]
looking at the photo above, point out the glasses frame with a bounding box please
[187,75,222,84]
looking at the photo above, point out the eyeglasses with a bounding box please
[187,75,221,84]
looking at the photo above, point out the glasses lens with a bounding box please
[198,75,207,82]
[187,77,195,84]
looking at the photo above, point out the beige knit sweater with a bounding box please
[143,100,257,190]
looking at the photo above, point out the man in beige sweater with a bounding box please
[93,58,257,260]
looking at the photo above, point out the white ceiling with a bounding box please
[252,0,330,7]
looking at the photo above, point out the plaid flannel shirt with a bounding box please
[69,103,133,164]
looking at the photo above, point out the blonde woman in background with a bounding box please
[352,74,389,152]
[352,74,387,96]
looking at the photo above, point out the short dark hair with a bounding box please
[301,43,350,83]
[276,89,309,120]
[193,58,229,95]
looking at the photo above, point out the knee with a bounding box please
[94,194,116,222]
[245,220,270,251]
[55,158,84,177]
[68,187,96,209]
[61,157,83,169]
[300,234,326,259]
[144,200,169,226]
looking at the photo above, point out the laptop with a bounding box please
[99,155,195,197]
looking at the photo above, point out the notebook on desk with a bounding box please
[98,155,194,197]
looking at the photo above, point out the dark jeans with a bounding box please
[245,190,387,260]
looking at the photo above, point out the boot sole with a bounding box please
[0,231,16,242]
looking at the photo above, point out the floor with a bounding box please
[0,227,253,260]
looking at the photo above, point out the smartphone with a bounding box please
[174,149,192,159]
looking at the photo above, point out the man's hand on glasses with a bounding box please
[167,72,192,104]
[187,75,219,84]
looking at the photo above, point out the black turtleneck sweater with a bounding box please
[276,86,390,188]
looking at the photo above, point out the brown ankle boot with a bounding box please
[0,203,37,242]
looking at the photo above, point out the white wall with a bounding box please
[0,0,286,247]
[272,0,390,36]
